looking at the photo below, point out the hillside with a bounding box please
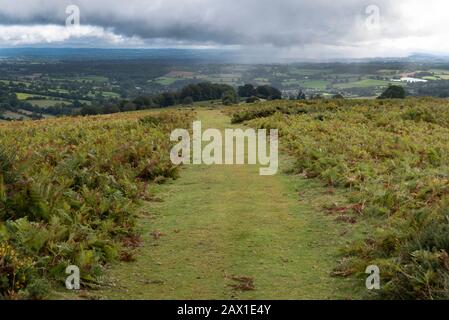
[231,97,449,299]
[2,98,449,299]
[0,109,193,298]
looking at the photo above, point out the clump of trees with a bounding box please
[238,84,257,97]
[237,84,282,100]
[222,89,239,105]
[379,85,406,99]
[332,93,345,99]
[80,82,240,115]
[0,86,20,112]
[246,96,260,103]
[410,80,449,98]
[179,82,235,102]
[255,85,282,100]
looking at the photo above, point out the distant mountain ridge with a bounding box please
[2,48,449,64]
[0,48,239,63]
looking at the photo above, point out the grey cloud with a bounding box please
[0,0,402,47]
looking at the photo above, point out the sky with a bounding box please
[0,0,449,60]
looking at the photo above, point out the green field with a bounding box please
[299,80,329,89]
[15,92,64,100]
[102,91,121,98]
[15,92,42,100]
[86,91,121,99]
[423,76,440,80]
[154,77,180,86]
[15,92,92,108]
[282,79,301,86]
[334,79,395,89]
[27,99,72,108]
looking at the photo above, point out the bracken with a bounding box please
[233,97,449,299]
[0,110,193,298]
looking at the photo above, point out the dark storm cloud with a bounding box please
[0,0,400,47]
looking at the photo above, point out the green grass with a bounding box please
[101,91,121,98]
[97,108,366,300]
[299,80,329,89]
[16,92,91,106]
[423,76,440,81]
[16,92,73,101]
[282,79,302,86]
[192,99,221,106]
[15,92,41,100]
[154,77,179,86]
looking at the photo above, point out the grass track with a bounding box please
[99,109,364,300]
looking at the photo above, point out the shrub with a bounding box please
[246,96,260,103]
[379,85,406,99]
[0,242,36,298]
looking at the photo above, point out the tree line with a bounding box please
[1,81,284,119]
[79,82,283,115]
[1,81,412,121]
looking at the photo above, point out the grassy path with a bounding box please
[100,109,362,300]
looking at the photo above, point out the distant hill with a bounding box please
[0,48,239,63]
